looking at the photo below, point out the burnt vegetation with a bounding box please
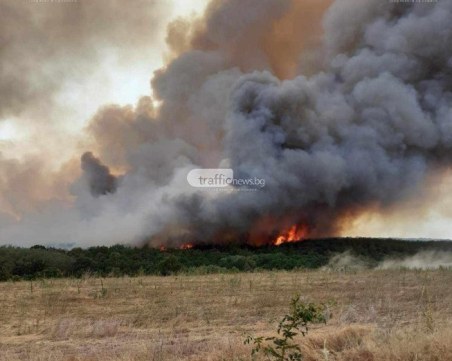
[1,238,452,281]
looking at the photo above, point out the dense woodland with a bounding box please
[1,238,452,281]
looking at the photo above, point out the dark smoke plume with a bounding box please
[81,152,117,197]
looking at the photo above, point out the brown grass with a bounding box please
[0,269,451,360]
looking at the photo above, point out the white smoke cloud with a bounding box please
[323,250,452,271]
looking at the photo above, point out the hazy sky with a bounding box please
[0,0,209,160]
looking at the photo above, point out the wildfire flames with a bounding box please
[273,225,308,246]
[159,243,193,251]
[180,243,194,250]
[156,225,308,250]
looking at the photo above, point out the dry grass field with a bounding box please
[1,269,452,361]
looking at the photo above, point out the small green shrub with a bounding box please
[245,296,327,361]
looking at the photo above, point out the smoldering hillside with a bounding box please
[1,0,452,247]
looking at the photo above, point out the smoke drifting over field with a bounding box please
[1,0,452,247]
[325,250,452,271]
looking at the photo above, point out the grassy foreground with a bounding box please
[0,269,451,361]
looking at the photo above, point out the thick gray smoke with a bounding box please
[1,0,452,247]
[145,0,452,245]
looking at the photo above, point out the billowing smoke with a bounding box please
[1,0,452,247]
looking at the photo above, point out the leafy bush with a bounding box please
[245,296,327,361]
[157,255,182,276]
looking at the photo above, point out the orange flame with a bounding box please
[180,243,194,250]
[274,224,308,246]
[158,243,193,251]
